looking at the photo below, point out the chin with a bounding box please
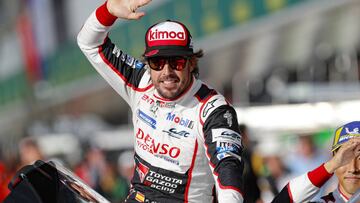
[161,91,180,99]
[345,186,360,195]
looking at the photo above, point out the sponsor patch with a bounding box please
[111,46,143,69]
[137,110,157,129]
[211,128,242,147]
[216,142,241,153]
[223,110,233,127]
[136,161,149,183]
[148,25,186,42]
[166,113,194,129]
[144,170,183,194]
[215,142,241,160]
[120,52,127,62]
[162,128,190,139]
[126,55,135,66]
[202,99,217,117]
[338,134,356,143]
[216,152,232,160]
[136,128,181,159]
[135,192,145,202]
[135,60,145,69]
[136,160,184,194]
[112,45,121,57]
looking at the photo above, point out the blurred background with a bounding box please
[1,0,360,202]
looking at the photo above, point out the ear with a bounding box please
[188,57,196,72]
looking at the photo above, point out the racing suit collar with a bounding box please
[335,186,349,202]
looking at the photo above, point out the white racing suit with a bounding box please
[77,3,244,203]
[272,163,350,203]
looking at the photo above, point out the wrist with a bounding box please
[324,160,337,174]
[307,163,333,187]
[106,1,115,16]
[96,2,117,26]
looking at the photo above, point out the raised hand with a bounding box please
[107,0,152,20]
[325,137,360,173]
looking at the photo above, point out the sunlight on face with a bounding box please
[150,57,194,99]
[335,156,360,197]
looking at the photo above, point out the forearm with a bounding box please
[214,158,244,202]
[272,163,333,203]
[77,2,149,105]
[77,2,117,52]
[202,103,245,202]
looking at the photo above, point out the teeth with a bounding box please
[163,81,175,84]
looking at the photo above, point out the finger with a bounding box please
[349,138,360,150]
[345,137,360,146]
[355,145,360,153]
[127,12,146,20]
[137,0,152,8]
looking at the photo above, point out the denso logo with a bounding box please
[166,113,194,129]
[136,128,181,158]
[148,29,185,41]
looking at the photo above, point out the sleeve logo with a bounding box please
[202,99,217,118]
[211,128,242,147]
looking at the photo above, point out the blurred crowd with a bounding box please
[0,136,134,202]
[0,113,336,203]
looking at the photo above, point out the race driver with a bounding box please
[272,121,360,203]
[77,0,244,202]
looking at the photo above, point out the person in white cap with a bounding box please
[77,0,244,202]
[272,121,360,203]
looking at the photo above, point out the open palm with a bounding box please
[107,0,152,20]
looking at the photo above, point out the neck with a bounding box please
[338,185,351,201]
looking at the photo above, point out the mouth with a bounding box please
[344,176,360,181]
[160,78,179,88]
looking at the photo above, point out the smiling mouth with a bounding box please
[345,177,360,180]
[162,80,178,84]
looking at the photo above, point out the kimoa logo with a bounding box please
[148,29,185,41]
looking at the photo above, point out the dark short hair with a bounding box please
[191,49,204,79]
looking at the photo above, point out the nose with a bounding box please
[162,62,174,74]
[349,157,360,174]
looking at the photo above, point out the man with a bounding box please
[272,121,360,203]
[77,0,244,202]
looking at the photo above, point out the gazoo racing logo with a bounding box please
[136,162,184,195]
[144,170,184,194]
[166,113,194,129]
[136,161,149,183]
[136,128,181,159]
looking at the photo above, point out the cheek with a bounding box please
[180,68,192,81]
[150,71,159,82]
[335,166,347,179]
